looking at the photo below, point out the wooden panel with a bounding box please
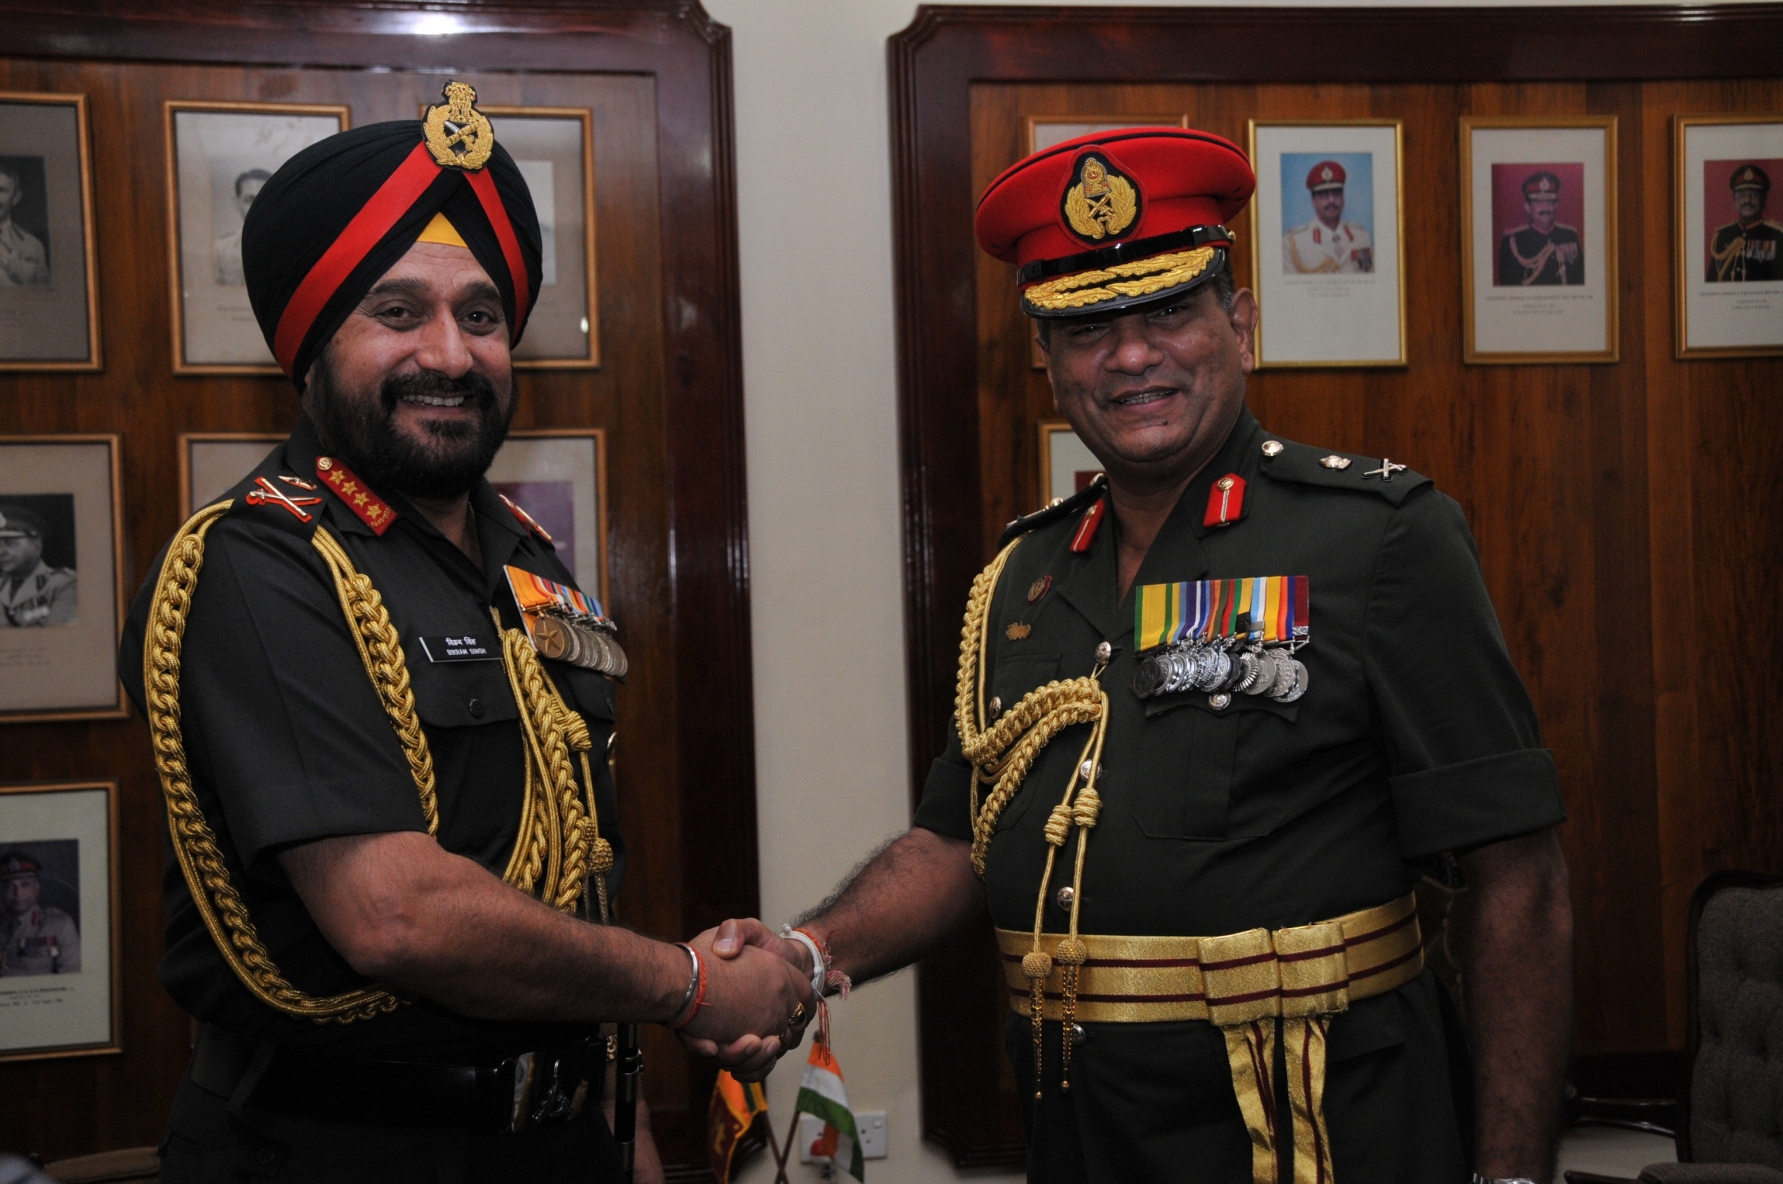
[0,3,751,1175]
[892,5,1783,1166]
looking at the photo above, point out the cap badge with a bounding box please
[1063,153,1140,243]
[424,80,495,171]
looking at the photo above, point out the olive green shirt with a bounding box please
[914,406,1564,943]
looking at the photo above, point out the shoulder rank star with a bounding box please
[1363,458,1408,482]
[1319,455,1351,471]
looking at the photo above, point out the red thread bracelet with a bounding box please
[668,944,708,1031]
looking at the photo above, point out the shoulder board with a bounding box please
[1257,438,1431,505]
[315,456,398,536]
[997,472,1108,549]
[499,493,555,545]
[1765,220,1783,233]
[228,470,329,538]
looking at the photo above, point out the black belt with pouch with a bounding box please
[190,1023,607,1133]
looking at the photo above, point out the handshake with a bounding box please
[670,918,821,1081]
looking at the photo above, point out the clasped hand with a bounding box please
[674,919,816,1080]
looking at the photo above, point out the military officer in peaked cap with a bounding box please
[704,128,1572,1183]
[1707,164,1782,282]
[0,505,77,628]
[118,83,808,1183]
[1497,171,1583,286]
[1283,159,1373,274]
[1,851,80,977]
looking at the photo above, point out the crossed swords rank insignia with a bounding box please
[243,476,323,522]
[424,80,495,171]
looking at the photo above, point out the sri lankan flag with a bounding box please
[795,1040,865,1182]
[707,1070,768,1183]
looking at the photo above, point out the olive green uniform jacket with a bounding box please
[913,408,1565,1183]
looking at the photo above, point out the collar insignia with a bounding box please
[315,456,398,535]
[498,493,554,544]
[1062,151,1141,244]
[423,80,495,172]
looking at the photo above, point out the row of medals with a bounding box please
[531,607,629,678]
[1132,640,1308,703]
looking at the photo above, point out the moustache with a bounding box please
[379,369,501,423]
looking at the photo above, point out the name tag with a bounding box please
[417,634,498,663]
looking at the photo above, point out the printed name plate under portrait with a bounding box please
[1247,120,1406,368]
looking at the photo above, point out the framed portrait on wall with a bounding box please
[1024,116,1188,368]
[487,429,608,604]
[1461,116,1618,364]
[1037,420,1101,508]
[1674,115,1783,357]
[0,780,120,1063]
[483,107,598,368]
[164,101,348,374]
[0,92,100,372]
[0,436,124,723]
[1247,120,1406,368]
[179,431,283,518]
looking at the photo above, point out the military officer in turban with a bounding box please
[1707,164,1782,282]
[703,128,1572,1184]
[119,83,808,1183]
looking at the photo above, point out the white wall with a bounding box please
[702,1,1708,1180]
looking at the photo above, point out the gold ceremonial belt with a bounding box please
[994,891,1422,1023]
[996,892,1424,1184]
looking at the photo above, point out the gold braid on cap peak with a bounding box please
[1023,245,1217,312]
[144,502,609,1023]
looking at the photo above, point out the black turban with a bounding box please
[242,105,543,387]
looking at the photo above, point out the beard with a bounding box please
[305,352,513,500]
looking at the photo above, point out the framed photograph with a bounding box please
[0,780,120,1062]
[487,429,609,604]
[0,436,124,723]
[1026,114,1189,156]
[1675,115,1783,357]
[1024,116,1188,368]
[1037,420,1102,508]
[179,431,283,519]
[416,103,598,368]
[1461,116,1618,364]
[165,101,349,374]
[1247,120,1406,368]
[0,92,100,371]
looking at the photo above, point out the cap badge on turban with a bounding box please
[423,81,495,171]
[1062,152,1141,243]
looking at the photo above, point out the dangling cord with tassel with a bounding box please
[1056,687,1108,1093]
[1023,666,1111,1099]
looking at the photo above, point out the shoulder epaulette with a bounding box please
[997,472,1108,549]
[1257,437,1431,506]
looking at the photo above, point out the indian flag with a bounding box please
[795,1040,865,1182]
